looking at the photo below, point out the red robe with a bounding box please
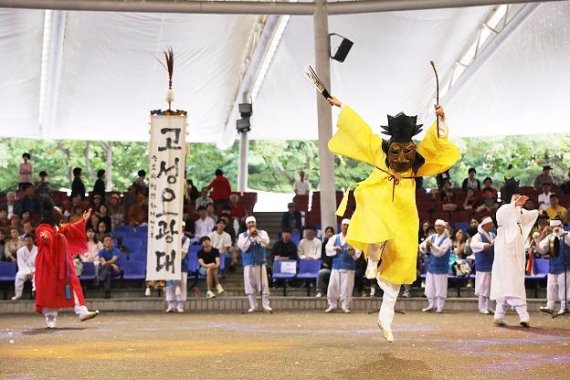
[34,219,88,313]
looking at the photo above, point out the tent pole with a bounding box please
[237,129,249,194]
[314,0,336,230]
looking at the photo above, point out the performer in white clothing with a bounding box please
[419,219,451,313]
[237,216,272,313]
[470,217,496,314]
[491,178,538,327]
[12,233,37,300]
[325,219,361,313]
[534,219,570,315]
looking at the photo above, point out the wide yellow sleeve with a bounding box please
[328,105,385,167]
[416,121,461,177]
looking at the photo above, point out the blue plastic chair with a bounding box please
[123,237,143,253]
[0,262,18,300]
[296,259,322,295]
[80,262,97,282]
[272,259,297,296]
[122,260,146,281]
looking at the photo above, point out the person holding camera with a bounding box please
[238,216,272,313]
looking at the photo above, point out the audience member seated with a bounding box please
[461,167,480,193]
[435,170,451,189]
[209,219,234,270]
[68,205,84,223]
[480,177,497,199]
[19,210,32,228]
[195,187,214,210]
[297,225,322,260]
[12,233,37,300]
[451,229,466,259]
[531,213,550,242]
[127,194,148,227]
[80,227,102,273]
[537,182,553,211]
[97,204,113,231]
[98,235,121,298]
[18,184,41,216]
[34,170,52,196]
[418,221,431,244]
[0,229,6,260]
[475,188,498,214]
[2,191,20,220]
[0,210,9,228]
[229,193,247,221]
[107,194,125,228]
[524,198,537,211]
[206,203,218,223]
[545,194,568,224]
[272,228,298,261]
[133,169,148,195]
[463,188,479,211]
[19,221,34,240]
[186,179,200,202]
[207,169,232,210]
[281,203,303,233]
[86,213,100,232]
[197,236,224,299]
[95,220,111,242]
[534,165,556,190]
[195,206,215,241]
[440,181,458,211]
[4,227,22,262]
[91,194,103,211]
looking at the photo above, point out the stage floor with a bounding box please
[1,310,569,379]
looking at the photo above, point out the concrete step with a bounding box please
[0,296,551,314]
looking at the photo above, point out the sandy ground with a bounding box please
[0,310,569,380]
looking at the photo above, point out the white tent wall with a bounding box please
[444,1,570,137]
[0,9,44,137]
[250,7,493,141]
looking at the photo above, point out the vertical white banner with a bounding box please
[146,115,187,281]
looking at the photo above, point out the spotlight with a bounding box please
[236,118,251,133]
[236,103,253,134]
[329,33,353,63]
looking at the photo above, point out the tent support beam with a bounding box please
[314,0,336,230]
[0,0,555,15]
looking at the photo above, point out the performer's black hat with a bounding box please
[380,113,423,143]
[503,177,520,203]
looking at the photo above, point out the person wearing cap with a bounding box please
[327,97,460,342]
[237,216,272,313]
[534,165,556,191]
[533,218,570,315]
[491,178,539,328]
[470,217,496,314]
[324,219,361,314]
[419,219,452,313]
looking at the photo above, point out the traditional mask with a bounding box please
[387,141,416,173]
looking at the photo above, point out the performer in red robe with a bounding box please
[35,198,99,328]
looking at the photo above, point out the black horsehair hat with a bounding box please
[380,113,423,143]
[504,177,520,202]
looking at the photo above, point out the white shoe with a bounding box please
[165,306,174,313]
[341,307,351,314]
[422,307,434,313]
[479,310,490,315]
[377,320,394,343]
[176,305,184,313]
[11,295,21,301]
[315,292,322,298]
[216,284,225,295]
[206,290,216,299]
[144,287,151,296]
[46,321,56,329]
[435,309,443,313]
[262,305,273,313]
[247,306,257,313]
[79,310,99,322]
[401,292,410,298]
[325,306,335,313]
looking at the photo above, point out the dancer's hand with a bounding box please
[327,97,342,108]
[82,208,92,222]
[435,104,445,121]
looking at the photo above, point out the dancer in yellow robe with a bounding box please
[327,97,460,342]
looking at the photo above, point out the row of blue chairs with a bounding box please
[272,259,322,296]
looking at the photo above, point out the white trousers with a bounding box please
[425,273,448,311]
[327,269,355,310]
[377,278,401,329]
[165,273,188,308]
[42,290,89,325]
[475,271,494,312]
[243,265,270,309]
[14,271,35,298]
[546,271,570,310]
[494,296,529,322]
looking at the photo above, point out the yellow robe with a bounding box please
[328,106,461,285]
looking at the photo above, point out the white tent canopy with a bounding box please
[0,1,568,144]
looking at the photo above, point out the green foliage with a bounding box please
[0,134,568,194]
